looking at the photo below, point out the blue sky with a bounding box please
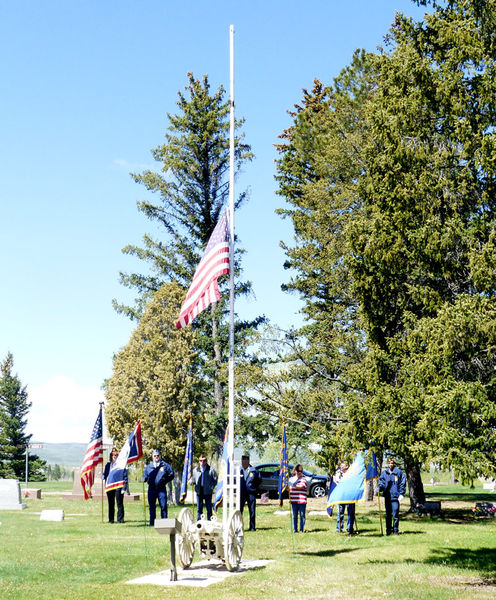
[0,0,427,442]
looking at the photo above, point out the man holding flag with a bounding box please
[105,421,142,515]
[327,450,378,534]
[143,449,174,525]
[193,454,218,521]
[102,447,128,523]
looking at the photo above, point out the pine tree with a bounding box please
[114,73,263,448]
[0,353,46,480]
[275,1,496,502]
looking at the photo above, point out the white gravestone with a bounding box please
[0,479,27,510]
[40,509,64,522]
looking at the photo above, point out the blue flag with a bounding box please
[326,450,378,514]
[213,429,230,513]
[179,422,193,504]
[106,421,142,492]
[278,423,289,506]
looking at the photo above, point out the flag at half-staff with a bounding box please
[278,423,289,506]
[179,420,193,504]
[176,210,229,329]
[106,421,143,492]
[80,407,104,499]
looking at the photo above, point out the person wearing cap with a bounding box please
[378,456,407,535]
[143,449,174,526]
[192,454,218,521]
[102,447,128,524]
[240,455,260,531]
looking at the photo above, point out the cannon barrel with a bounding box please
[195,518,224,537]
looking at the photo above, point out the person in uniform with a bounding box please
[192,454,218,520]
[240,454,260,531]
[102,447,128,524]
[143,449,174,525]
[335,461,355,534]
[378,456,406,535]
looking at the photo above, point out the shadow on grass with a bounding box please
[299,547,356,558]
[426,547,496,581]
[426,491,496,503]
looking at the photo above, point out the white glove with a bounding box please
[398,495,404,502]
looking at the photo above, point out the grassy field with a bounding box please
[1,481,495,600]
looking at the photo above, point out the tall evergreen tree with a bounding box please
[105,282,198,468]
[276,0,496,503]
[114,73,263,447]
[0,353,46,480]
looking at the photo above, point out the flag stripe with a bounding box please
[80,408,104,500]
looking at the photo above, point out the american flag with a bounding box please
[176,210,229,329]
[80,407,104,500]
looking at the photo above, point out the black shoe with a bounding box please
[248,528,256,531]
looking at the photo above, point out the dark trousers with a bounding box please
[385,498,400,533]
[337,503,355,533]
[291,503,306,532]
[148,488,167,525]
[107,489,124,523]
[196,489,213,520]
[241,493,257,530]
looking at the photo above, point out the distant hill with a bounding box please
[30,442,87,467]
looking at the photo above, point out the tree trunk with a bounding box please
[403,456,425,510]
[366,478,375,501]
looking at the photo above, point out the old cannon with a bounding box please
[175,466,244,572]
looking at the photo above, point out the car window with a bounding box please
[258,466,279,478]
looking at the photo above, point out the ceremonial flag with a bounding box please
[213,429,230,513]
[80,407,104,500]
[179,421,193,504]
[326,450,378,513]
[176,210,229,329]
[278,423,289,506]
[106,421,142,492]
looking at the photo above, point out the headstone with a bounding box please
[23,488,42,499]
[40,509,64,521]
[0,479,27,510]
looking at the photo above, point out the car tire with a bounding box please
[310,483,327,498]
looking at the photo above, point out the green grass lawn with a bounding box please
[1,482,495,599]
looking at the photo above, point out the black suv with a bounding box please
[254,463,328,499]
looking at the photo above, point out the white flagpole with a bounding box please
[228,24,235,471]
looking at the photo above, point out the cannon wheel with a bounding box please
[176,507,195,569]
[225,509,244,571]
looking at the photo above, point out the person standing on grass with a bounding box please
[379,456,406,535]
[240,454,260,531]
[335,461,355,534]
[192,454,218,521]
[289,464,308,533]
[102,447,127,524]
[143,449,174,525]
